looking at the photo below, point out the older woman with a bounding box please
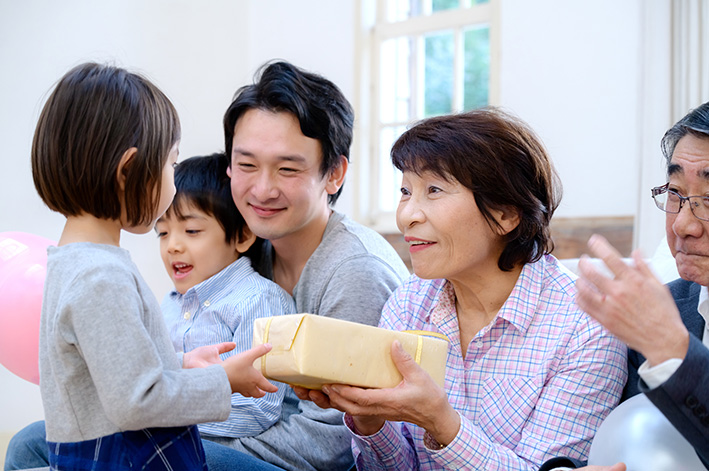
[296,108,627,470]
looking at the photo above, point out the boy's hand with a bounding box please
[222,343,278,397]
[292,385,335,408]
[183,342,236,369]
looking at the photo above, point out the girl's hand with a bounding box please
[307,340,460,443]
[222,343,278,397]
[183,342,236,369]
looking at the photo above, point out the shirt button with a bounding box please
[203,300,211,307]
[475,340,483,348]
[183,311,191,320]
[686,395,700,408]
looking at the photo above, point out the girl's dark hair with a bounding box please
[391,107,562,271]
[224,60,353,205]
[166,153,264,272]
[32,62,180,226]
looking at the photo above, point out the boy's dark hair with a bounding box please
[391,107,562,272]
[32,62,180,226]
[166,152,263,270]
[167,153,246,243]
[223,60,354,205]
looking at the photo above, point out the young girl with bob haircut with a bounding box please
[32,62,278,471]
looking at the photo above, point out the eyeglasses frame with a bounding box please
[651,183,709,222]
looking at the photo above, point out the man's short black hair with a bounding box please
[224,60,354,205]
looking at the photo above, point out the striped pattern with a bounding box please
[351,254,627,470]
[161,257,296,438]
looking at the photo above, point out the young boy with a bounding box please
[156,152,295,439]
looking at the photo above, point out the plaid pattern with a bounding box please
[350,254,628,470]
[48,425,207,471]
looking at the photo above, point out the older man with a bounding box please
[541,102,709,471]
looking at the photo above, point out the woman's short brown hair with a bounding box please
[391,107,561,271]
[32,62,180,226]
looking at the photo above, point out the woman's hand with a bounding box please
[182,342,236,368]
[300,340,460,444]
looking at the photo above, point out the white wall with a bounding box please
[499,0,643,218]
[0,0,255,306]
[498,0,677,259]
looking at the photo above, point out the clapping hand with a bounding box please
[576,234,689,366]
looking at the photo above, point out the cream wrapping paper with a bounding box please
[252,313,449,390]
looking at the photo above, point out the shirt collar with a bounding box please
[697,285,709,336]
[169,256,253,305]
[499,256,547,334]
[429,256,548,335]
[430,281,456,325]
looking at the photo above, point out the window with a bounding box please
[355,0,498,230]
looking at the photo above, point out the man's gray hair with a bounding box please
[661,101,709,165]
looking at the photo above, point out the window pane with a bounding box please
[424,31,454,117]
[386,0,488,22]
[431,0,460,13]
[463,25,489,110]
[374,0,494,220]
[386,0,418,22]
[380,37,413,123]
[379,126,406,212]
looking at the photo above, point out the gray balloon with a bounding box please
[588,394,704,470]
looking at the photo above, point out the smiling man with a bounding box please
[209,61,410,471]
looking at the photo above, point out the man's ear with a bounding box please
[491,206,521,236]
[325,155,348,195]
[116,147,138,191]
[235,225,257,254]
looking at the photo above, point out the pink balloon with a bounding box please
[0,232,56,385]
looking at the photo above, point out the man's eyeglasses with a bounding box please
[651,183,709,222]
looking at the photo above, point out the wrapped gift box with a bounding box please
[252,313,449,390]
